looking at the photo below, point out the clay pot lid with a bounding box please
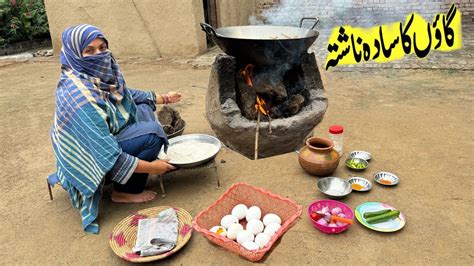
[329,125,344,134]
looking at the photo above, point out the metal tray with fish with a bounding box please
[158,134,222,168]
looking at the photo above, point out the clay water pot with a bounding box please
[298,137,341,176]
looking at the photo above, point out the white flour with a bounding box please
[160,140,218,164]
[325,189,345,196]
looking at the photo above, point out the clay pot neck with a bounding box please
[306,137,334,153]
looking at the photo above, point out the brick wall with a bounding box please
[255,0,473,32]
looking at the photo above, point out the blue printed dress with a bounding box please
[49,24,166,233]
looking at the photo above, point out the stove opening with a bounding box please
[236,62,309,121]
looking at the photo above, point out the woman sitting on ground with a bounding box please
[49,24,181,233]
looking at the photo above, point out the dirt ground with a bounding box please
[0,58,473,265]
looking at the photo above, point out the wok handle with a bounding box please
[299,17,319,29]
[200,22,221,48]
[200,22,218,38]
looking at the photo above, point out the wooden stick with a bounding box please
[267,114,272,134]
[254,112,261,160]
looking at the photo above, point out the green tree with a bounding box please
[0,0,50,47]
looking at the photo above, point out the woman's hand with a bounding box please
[149,159,176,175]
[135,159,176,175]
[158,91,182,104]
[167,91,182,103]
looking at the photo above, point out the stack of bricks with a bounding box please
[441,0,473,28]
[252,0,473,71]
[255,0,473,30]
[255,0,281,23]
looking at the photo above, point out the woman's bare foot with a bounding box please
[111,190,157,203]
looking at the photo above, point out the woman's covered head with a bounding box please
[60,24,108,58]
[60,24,120,84]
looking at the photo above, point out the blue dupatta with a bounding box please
[50,24,139,233]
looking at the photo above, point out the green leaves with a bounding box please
[0,0,49,47]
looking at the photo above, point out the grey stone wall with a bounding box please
[255,0,473,32]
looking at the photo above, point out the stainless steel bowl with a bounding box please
[347,176,372,192]
[348,150,372,161]
[345,157,369,171]
[374,172,399,186]
[159,134,222,168]
[317,177,352,199]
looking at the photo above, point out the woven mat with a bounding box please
[109,206,193,263]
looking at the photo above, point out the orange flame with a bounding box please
[240,64,269,116]
[240,64,254,87]
[255,96,268,116]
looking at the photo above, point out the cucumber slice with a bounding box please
[366,210,400,224]
[363,209,391,219]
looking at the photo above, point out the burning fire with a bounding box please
[241,64,254,87]
[240,64,273,160]
[255,96,268,116]
[240,64,269,116]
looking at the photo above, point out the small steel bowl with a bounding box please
[317,177,352,199]
[348,150,372,161]
[374,172,399,186]
[347,177,372,192]
[345,157,369,171]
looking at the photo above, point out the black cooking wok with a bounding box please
[200,18,319,65]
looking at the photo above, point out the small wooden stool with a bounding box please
[157,159,219,197]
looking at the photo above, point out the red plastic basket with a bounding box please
[192,182,302,262]
[308,199,354,234]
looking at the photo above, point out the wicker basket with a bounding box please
[109,206,193,263]
[192,183,302,262]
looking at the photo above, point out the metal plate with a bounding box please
[348,150,372,161]
[374,172,400,186]
[344,157,369,171]
[355,202,406,233]
[159,134,221,168]
[347,177,372,192]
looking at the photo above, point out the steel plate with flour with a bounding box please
[159,134,221,168]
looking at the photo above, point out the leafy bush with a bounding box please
[0,0,50,46]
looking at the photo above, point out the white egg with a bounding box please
[209,226,227,237]
[246,219,264,235]
[245,206,262,222]
[242,241,259,251]
[263,213,282,226]
[226,223,244,240]
[236,230,254,244]
[263,222,281,237]
[255,233,271,248]
[220,214,238,229]
[231,204,248,220]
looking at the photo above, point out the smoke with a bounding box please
[250,0,373,33]
[248,15,264,25]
